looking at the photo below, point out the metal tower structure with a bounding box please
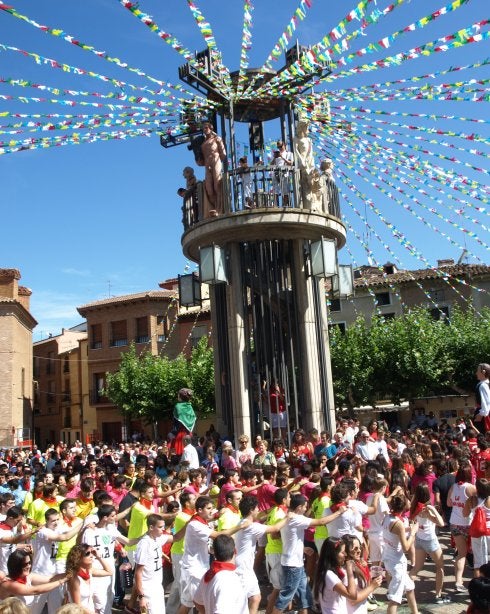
[165,44,347,442]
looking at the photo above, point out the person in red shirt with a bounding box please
[471,436,490,480]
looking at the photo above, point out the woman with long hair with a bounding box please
[0,548,68,606]
[382,494,419,614]
[408,483,449,603]
[447,461,476,592]
[65,544,113,612]
[314,537,357,613]
[342,534,382,613]
[410,461,437,505]
[463,478,490,577]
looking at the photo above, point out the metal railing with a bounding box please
[182,167,341,231]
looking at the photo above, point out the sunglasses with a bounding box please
[83,549,97,557]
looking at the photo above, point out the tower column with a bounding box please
[291,240,336,435]
[211,243,252,439]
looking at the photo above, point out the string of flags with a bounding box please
[0,0,489,281]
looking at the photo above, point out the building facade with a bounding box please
[328,260,490,333]
[0,268,37,448]
[33,326,89,448]
[77,289,182,444]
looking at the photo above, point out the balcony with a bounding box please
[136,335,150,344]
[182,167,341,231]
[63,416,72,429]
[89,390,111,405]
[62,392,71,404]
[181,168,345,262]
[110,338,128,348]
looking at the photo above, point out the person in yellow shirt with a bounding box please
[75,478,95,520]
[310,476,333,553]
[265,488,290,614]
[55,498,84,573]
[27,484,63,527]
[217,490,242,531]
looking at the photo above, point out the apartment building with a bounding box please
[76,288,181,443]
[328,259,490,333]
[33,326,89,447]
[0,268,37,448]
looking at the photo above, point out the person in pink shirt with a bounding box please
[218,470,240,509]
[64,474,80,500]
[106,475,128,510]
[257,466,278,513]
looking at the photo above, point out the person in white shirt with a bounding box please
[83,504,142,614]
[193,534,248,614]
[134,513,187,614]
[181,436,200,470]
[271,140,294,206]
[323,481,378,543]
[235,496,288,614]
[177,496,250,614]
[355,431,378,462]
[271,494,347,614]
[0,506,38,574]
[366,478,390,565]
[30,508,83,614]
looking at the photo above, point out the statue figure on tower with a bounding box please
[200,121,227,216]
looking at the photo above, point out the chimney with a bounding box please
[17,286,32,311]
[0,268,21,299]
[383,263,398,275]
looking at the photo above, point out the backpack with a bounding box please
[469,504,490,538]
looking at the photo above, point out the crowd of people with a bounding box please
[0,367,490,613]
[0,421,487,613]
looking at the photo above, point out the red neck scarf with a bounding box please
[43,497,57,505]
[225,504,238,513]
[139,498,152,510]
[64,517,73,527]
[336,567,345,580]
[410,502,425,520]
[78,495,92,504]
[278,504,289,514]
[203,561,236,583]
[330,503,344,513]
[191,513,209,525]
[14,576,27,584]
[355,560,371,583]
[0,522,12,531]
[182,507,194,516]
[78,569,90,581]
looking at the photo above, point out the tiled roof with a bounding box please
[354,263,490,289]
[0,268,21,280]
[77,289,176,313]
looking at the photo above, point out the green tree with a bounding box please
[329,305,490,409]
[104,338,215,422]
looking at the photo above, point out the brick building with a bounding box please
[0,268,37,448]
[77,288,183,443]
[33,326,91,448]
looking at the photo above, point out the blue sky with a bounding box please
[0,0,489,340]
